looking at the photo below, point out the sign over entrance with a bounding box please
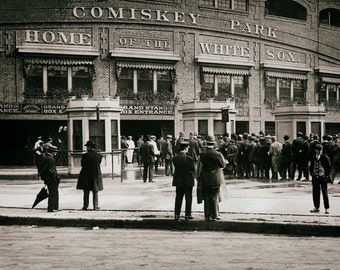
[121,105,174,115]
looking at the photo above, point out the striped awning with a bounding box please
[322,77,340,84]
[201,66,250,76]
[24,57,94,66]
[116,61,174,70]
[266,71,307,80]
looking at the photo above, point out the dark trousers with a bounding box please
[203,186,220,220]
[174,186,193,217]
[83,190,99,210]
[312,177,329,209]
[47,181,59,212]
[143,162,154,182]
[280,161,292,179]
[291,159,302,179]
[165,159,173,176]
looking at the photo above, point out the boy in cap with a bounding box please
[309,144,331,214]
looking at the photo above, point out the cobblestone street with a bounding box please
[1,226,339,269]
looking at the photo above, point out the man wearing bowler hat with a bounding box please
[197,134,226,221]
[172,140,195,221]
[77,140,103,210]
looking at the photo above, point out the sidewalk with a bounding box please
[0,164,340,237]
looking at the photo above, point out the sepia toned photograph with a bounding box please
[1,0,340,269]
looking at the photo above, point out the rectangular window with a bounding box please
[233,0,248,11]
[198,120,208,139]
[73,120,83,151]
[218,0,231,8]
[297,121,306,135]
[72,66,92,90]
[117,68,133,92]
[214,120,226,138]
[279,79,290,100]
[137,69,153,91]
[26,65,43,91]
[89,120,105,152]
[328,85,337,103]
[157,70,172,93]
[293,80,305,101]
[234,76,247,96]
[201,73,214,99]
[265,77,276,101]
[111,120,119,150]
[265,121,275,136]
[47,65,67,90]
[199,0,215,7]
[217,74,231,95]
[311,122,321,138]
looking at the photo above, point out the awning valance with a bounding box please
[322,77,340,84]
[202,66,250,76]
[24,57,94,66]
[266,71,307,80]
[116,61,174,71]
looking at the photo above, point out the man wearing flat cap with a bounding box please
[77,140,103,210]
[309,144,332,214]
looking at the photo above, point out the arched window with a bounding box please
[265,0,307,21]
[320,8,340,27]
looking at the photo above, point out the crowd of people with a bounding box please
[123,130,340,220]
[33,130,340,217]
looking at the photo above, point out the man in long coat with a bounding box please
[172,140,195,221]
[37,145,60,212]
[77,140,103,210]
[197,134,226,221]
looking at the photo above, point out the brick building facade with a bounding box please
[0,0,339,166]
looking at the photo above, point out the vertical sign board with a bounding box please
[222,108,229,122]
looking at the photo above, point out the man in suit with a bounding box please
[291,132,304,180]
[77,140,103,210]
[188,132,201,178]
[139,135,155,182]
[309,144,332,214]
[197,134,226,221]
[37,145,60,212]
[172,140,195,221]
[163,135,174,176]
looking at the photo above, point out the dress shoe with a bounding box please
[325,209,330,214]
[94,207,100,210]
[174,215,180,221]
[185,215,193,220]
[82,207,88,211]
[48,209,59,213]
[310,208,319,213]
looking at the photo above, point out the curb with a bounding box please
[1,215,339,237]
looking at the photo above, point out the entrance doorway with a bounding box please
[120,120,174,142]
[0,120,67,166]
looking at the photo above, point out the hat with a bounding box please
[166,134,173,139]
[315,144,323,150]
[151,135,156,140]
[297,132,303,137]
[197,135,202,139]
[206,134,215,145]
[283,135,290,140]
[46,145,58,152]
[84,140,96,147]
[180,140,189,145]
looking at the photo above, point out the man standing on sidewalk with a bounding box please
[309,144,332,214]
[77,140,103,210]
[172,140,195,221]
[37,145,60,212]
[139,135,155,182]
[197,135,226,221]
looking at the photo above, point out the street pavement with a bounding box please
[0,164,340,237]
